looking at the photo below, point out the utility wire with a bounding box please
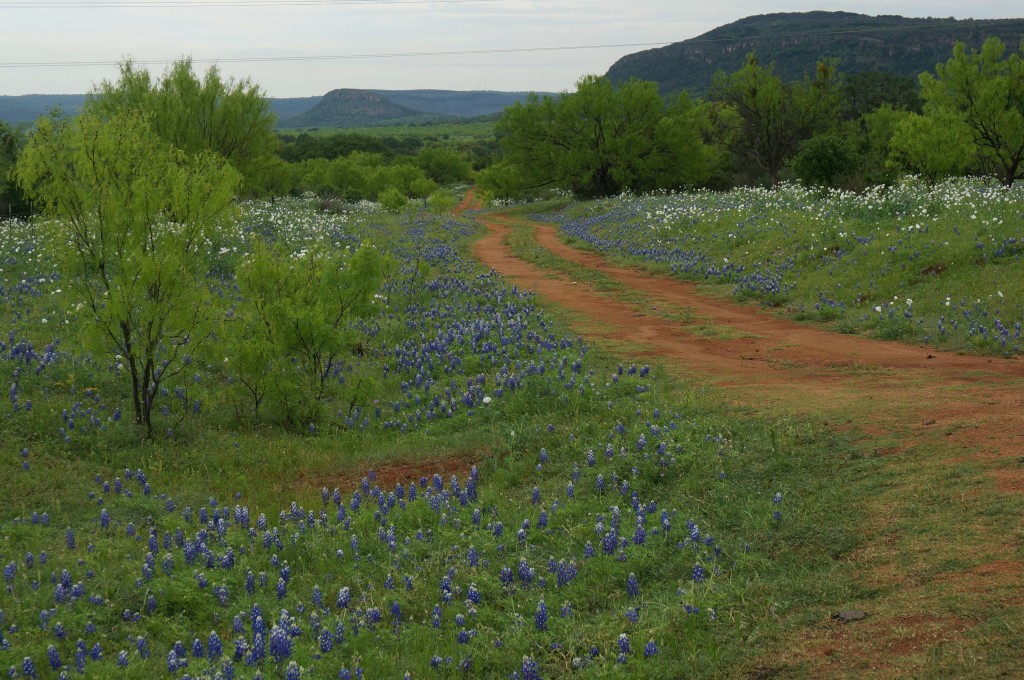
[3,42,678,68]
[0,20,979,70]
[3,0,503,6]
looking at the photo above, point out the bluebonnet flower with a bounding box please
[692,563,705,583]
[269,624,292,662]
[285,660,301,680]
[534,600,548,631]
[521,655,541,680]
[65,528,75,550]
[46,645,61,670]
[625,607,639,623]
[208,630,223,659]
[319,627,333,654]
[117,650,129,667]
[626,572,639,597]
[633,523,646,545]
[644,639,658,658]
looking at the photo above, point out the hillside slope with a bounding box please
[606,11,1024,96]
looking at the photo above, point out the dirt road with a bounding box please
[462,191,1024,677]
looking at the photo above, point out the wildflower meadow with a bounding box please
[0,189,928,679]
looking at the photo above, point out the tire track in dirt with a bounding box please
[460,191,1024,677]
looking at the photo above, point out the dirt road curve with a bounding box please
[460,191,1024,677]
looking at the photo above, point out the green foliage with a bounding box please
[232,242,387,425]
[414,145,472,184]
[277,130,415,162]
[86,58,278,195]
[476,161,525,203]
[888,110,974,182]
[0,120,28,216]
[920,37,1024,186]
[426,188,457,215]
[496,75,710,198]
[840,71,922,118]
[377,185,408,212]
[789,131,857,187]
[14,111,239,436]
[710,55,842,186]
[856,105,911,185]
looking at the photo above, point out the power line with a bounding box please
[1,42,677,68]
[3,0,501,6]
[0,20,981,70]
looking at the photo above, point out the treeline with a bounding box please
[3,37,1022,218]
[481,36,1024,198]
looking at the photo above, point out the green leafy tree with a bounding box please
[789,131,856,187]
[888,109,974,183]
[476,161,524,202]
[87,58,279,195]
[415,146,472,184]
[856,105,912,185]
[426,189,457,215]
[495,75,710,197]
[919,37,1024,186]
[233,242,386,425]
[0,121,27,216]
[15,111,239,436]
[409,177,438,205]
[841,72,922,119]
[710,55,841,186]
[378,186,408,212]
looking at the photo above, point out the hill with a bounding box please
[0,89,549,128]
[605,11,1024,97]
[0,94,322,126]
[366,90,547,117]
[276,88,443,128]
[276,89,548,129]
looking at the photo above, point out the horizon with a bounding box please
[2,3,1020,99]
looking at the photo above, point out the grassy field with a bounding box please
[2,179,1020,678]
[533,177,1024,356]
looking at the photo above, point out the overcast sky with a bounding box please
[1,0,1018,98]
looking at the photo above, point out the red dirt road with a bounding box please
[461,191,1024,677]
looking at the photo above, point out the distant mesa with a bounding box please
[605,11,1024,97]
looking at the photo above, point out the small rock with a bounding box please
[832,609,867,624]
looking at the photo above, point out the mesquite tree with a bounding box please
[16,111,239,437]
